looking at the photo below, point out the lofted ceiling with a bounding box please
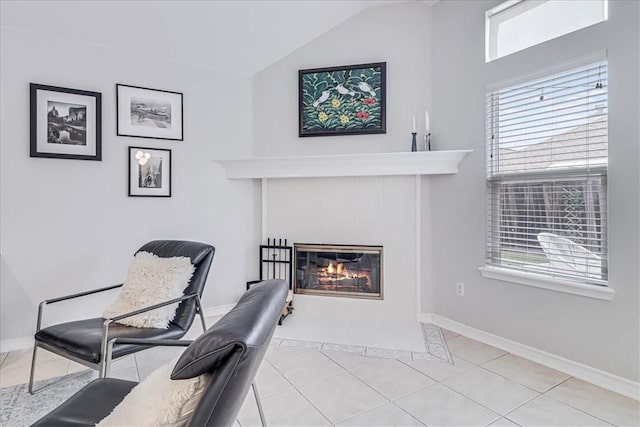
[0,0,429,76]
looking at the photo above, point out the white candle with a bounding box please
[425,110,430,132]
[412,115,416,132]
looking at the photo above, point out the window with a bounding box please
[486,0,608,62]
[486,61,608,287]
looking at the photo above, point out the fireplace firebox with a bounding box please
[294,244,383,299]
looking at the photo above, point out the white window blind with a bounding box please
[486,61,608,285]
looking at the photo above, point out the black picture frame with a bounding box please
[128,146,172,197]
[117,84,183,141]
[30,83,102,160]
[298,62,386,137]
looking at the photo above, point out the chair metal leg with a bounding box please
[28,343,38,394]
[28,345,92,394]
[99,319,113,378]
[252,381,267,427]
[196,295,207,332]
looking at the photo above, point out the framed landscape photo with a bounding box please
[128,146,172,197]
[299,62,386,137]
[117,84,183,141]
[30,83,102,160]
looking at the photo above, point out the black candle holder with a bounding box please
[425,132,431,151]
[411,132,417,152]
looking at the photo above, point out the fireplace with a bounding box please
[294,244,383,299]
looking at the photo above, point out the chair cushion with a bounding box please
[103,251,195,329]
[31,378,137,427]
[97,360,209,427]
[35,318,186,364]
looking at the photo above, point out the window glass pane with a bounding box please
[488,177,607,281]
[486,0,607,62]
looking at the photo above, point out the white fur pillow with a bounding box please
[96,359,210,427]
[103,252,195,329]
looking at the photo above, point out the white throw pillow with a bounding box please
[103,252,195,329]
[96,359,210,427]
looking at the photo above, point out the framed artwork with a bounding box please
[117,84,183,141]
[298,62,386,137]
[128,146,172,197]
[30,83,102,160]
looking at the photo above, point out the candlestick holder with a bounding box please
[425,132,431,151]
[411,132,417,152]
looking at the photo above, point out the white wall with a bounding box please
[426,0,640,382]
[0,26,261,346]
[253,2,432,157]
[265,176,421,349]
[252,2,432,348]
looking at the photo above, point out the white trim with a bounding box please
[486,0,522,18]
[486,50,608,92]
[261,178,267,242]
[415,175,422,319]
[214,150,473,180]
[418,312,433,324]
[0,336,34,353]
[428,313,639,400]
[0,304,238,353]
[202,304,235,318]
[0,304,237,354]
[478,266,615,301]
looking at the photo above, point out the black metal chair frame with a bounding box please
[106,337,267,427]
[29,285,207,394]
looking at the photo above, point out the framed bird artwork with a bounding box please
[298,62,386,137]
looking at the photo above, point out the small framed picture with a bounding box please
[299,62,386,137]
[117,84,183,141]
[128,146,172,197]
[30,83,102,160]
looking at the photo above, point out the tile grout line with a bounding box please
[536,378,621,426]
[435,378,506,422]
[475,363,552,395]
[261,356,337,426]
[317,350,428,425]
[274,322,456,364]
[311,351,392,425]
[386,400,428,426]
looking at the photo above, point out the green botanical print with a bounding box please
[301,65,383,134]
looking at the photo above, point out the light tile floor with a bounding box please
[1,321,638,427]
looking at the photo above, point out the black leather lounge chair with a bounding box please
[32,279,289,427]
[29,240,215,394]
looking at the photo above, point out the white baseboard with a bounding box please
[0,336,34,353]
[418,313,433,324]
[0,304,237,354]
[202,304,235,318]
[424,312,639,400]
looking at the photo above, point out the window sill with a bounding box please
[478,266,615,301]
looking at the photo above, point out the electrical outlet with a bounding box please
[456,282,465,296]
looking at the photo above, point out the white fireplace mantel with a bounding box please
[214,150,472,179]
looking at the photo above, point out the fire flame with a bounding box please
[321,261,370,284]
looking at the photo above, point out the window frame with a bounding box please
[482,58,612,300]
[485,0,609,63]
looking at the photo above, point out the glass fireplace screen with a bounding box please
[294,244,383,299]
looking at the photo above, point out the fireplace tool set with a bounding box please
[246,238,294,325]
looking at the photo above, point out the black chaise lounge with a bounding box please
[29,240,215,393]
[32,279,289,427]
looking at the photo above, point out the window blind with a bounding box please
[486,61,608,285]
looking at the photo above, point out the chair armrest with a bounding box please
[105,293,198,323]
[110,338,194,347]
[43,284,124,305]
[35,284,124,333]
[99,294,200,375]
